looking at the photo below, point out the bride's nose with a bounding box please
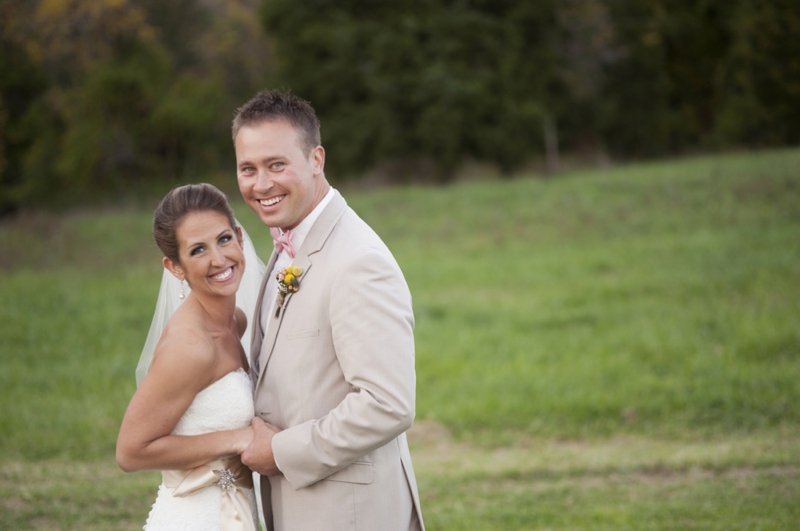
[209,245,226,267]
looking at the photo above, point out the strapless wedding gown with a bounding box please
[143,368,259,531]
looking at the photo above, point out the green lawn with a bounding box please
[1,148,799,529]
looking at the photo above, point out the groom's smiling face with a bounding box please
[235,119,326,231]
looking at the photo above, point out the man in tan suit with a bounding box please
[235,90,424,531]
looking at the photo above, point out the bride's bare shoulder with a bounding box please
[150,305,216,380]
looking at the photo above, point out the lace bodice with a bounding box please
[144,368,257,531]
[172,368,255,436]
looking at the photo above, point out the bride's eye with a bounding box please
[190,246,205,256]
[219,234,232,244]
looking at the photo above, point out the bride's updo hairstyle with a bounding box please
[153,183,237,264]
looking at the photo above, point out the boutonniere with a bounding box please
[275,266,303,318]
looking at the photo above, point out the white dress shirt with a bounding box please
[260,187,335,340]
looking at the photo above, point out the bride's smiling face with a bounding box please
[167,210,245,299]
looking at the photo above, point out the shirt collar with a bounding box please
[281,187,335,256]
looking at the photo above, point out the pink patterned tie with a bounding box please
[270,227,296,258]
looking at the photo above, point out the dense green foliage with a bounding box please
[2,0,800,211]
[0,0,269,213]
[262,0,561,176]
[263,0,800,176]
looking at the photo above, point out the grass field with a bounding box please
[1,148,799,529]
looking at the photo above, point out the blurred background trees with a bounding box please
[1,0,798,212]
[0,0,269,213]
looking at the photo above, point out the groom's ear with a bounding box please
[163,256,185,281]
[310,145,325,176]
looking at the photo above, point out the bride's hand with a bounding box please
[234,425,255,455]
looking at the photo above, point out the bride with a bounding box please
[117,183,265,530]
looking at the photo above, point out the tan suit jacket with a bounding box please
[250,191,424,531]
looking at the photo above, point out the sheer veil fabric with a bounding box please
[135,220,267,386]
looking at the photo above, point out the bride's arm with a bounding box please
[116,325,253,473]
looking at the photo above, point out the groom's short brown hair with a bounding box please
[232,89,321,157]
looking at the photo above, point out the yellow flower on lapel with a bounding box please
[275,266,303,318]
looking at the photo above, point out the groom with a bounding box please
[235,90,424,531]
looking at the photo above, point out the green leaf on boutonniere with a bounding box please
[275,266,302,318]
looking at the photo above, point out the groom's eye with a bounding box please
[270,162,285,170]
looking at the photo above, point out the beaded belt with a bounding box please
[162,455,256,531]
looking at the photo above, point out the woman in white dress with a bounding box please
[117,183,261,530]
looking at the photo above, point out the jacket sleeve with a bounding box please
[270,250,416,489]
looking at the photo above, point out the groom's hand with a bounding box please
[241,417,282,476]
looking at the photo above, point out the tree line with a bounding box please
[0,0,269,213]
[2,0,798,212]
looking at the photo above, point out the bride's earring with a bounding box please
[179,279,186,300]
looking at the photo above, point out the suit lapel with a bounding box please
[250,249,277,378]
[255,191,348,387]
